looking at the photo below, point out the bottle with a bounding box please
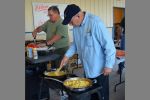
[47,61,51,71]
[32,47,38,59]
[27,47,33,58]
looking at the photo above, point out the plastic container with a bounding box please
[32,47,38,59]
[27,47,33,58]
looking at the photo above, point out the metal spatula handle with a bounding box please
[33,37,36,43]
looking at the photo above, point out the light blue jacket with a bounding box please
[65,12,116,78]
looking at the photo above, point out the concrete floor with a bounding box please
[109,67,125,100]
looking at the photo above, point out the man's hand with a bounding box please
[59,56,69,68]
[46,40,54,46]
[36,43,46,47]
[102,67,112,76]
[32,30,37,39]
[46,34,61,45]
[32,27,42,38]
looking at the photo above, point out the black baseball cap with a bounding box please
[62,4,81,25]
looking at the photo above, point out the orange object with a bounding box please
[27,43,39,48]
[116,50,125,57]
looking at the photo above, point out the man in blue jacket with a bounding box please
[60,4,116,100]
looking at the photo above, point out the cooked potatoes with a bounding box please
[64,78,92,88]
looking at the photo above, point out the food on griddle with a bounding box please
[27,43,39,48]
[64,78,92,88]
[44,71,65,76]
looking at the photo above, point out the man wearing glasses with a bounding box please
[32,6,69,69]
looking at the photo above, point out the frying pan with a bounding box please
[63,77,95,92]
[44,76,96,92]
[44,70,67,79]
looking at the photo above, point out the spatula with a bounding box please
[55,66,63,73]
[55,63,66,73]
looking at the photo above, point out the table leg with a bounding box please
[114,62,125,92]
